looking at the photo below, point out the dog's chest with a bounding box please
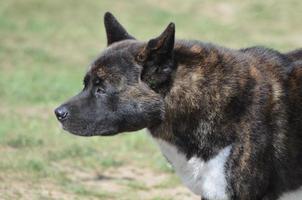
[278,187,302,200]
[155,139,231,200]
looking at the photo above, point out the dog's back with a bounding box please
[286,48,302,124]
[286,48,302,62]
[242,47,302,193]
[287,49,302,133]
[285,49,302,153]
[288,59,302,153]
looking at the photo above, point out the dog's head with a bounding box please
[54,12,175,136]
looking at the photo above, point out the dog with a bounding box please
[55,12,302,200]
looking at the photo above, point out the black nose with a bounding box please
[54,106,69,121]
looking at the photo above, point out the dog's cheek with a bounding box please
[138,98,164,127]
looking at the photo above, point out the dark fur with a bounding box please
[55,12,302,200]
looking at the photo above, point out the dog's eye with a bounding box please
[95,87,106,96]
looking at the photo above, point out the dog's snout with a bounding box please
[55,106,69,121]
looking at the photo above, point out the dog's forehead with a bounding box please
[87,40,143,80]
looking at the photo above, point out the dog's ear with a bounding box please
[147,23,175,56]
[104,12,135,46]
[137,23,175,62]
[138,23,175,91]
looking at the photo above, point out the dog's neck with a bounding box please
[148,41,240,158]
[149,41,219,135]
[158,41,234,114]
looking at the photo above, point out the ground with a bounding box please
[0,0,301,199]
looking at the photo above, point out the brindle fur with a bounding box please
[55,12,302,200]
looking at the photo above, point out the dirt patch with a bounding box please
[0,176,77,200]
[55,163,199,200]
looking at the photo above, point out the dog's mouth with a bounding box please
[60,122,119,137]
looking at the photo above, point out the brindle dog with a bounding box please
[55,12,302,200]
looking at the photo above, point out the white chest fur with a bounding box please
[155,139,231,200]
[278,187,302,200]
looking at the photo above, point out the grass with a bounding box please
[0,0,301,199]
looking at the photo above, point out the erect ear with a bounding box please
[104,12,135,46]
[138,23,175,62]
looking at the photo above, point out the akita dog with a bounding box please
[55,12,302,200]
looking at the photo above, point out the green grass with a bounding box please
[0,0,301,199]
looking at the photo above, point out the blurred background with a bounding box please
[0,0,301,199]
